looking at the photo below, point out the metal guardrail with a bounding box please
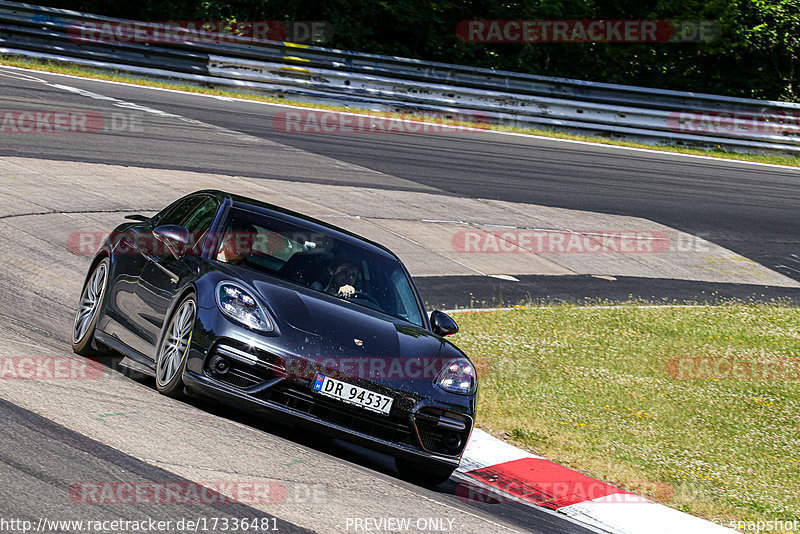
[1,0,799,154]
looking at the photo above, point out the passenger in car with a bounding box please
[216,224,258,265]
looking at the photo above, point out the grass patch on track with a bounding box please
[451,302,800,526]
[1,55,799,169]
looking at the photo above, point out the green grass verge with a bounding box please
[2,54,799,169]
[451,302,800,526]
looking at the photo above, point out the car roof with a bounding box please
[196,189,400,261]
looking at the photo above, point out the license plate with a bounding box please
[312,374,393,415]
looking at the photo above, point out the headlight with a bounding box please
[435,358,477,395]
[215,282,273,332]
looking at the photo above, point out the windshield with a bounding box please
[214,207,425,327]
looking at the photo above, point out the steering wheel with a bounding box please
[347,290,381,307]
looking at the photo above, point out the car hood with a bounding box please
[250,279,444,361]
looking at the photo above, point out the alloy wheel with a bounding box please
[73,261,108,344]
[156,298,195,387]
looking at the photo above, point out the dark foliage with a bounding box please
[37,0,800,100]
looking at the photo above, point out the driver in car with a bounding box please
[313,261,358,298]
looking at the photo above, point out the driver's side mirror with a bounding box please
[430,310,459,337]
[153,225,190,259]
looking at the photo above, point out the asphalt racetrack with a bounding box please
[0,66,797,533]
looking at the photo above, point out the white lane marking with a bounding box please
[776,263,800,275]
[0,69,53,83]
[47,82,264,143]
[777,254,800,274]
[2,65,800,173]
[489,274,519,281]
[0,68,263,143]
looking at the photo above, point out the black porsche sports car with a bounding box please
[72,190,477,484]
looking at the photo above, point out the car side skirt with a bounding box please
[94,331,156,371]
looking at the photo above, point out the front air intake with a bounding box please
[412,407,472,456]
[204,341,285,390]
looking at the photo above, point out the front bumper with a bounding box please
[182,370,464,467]
[183,307,475,468]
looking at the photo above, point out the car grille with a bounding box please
[259,383,415,445]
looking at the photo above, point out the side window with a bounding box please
[390,270,422,326]
[158,197,203,227]
[182,197,219,233]
[180,197,219,253]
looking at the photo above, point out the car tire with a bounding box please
[394,457,456,486]
[72,258,112,358]
[155,294,196,398]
